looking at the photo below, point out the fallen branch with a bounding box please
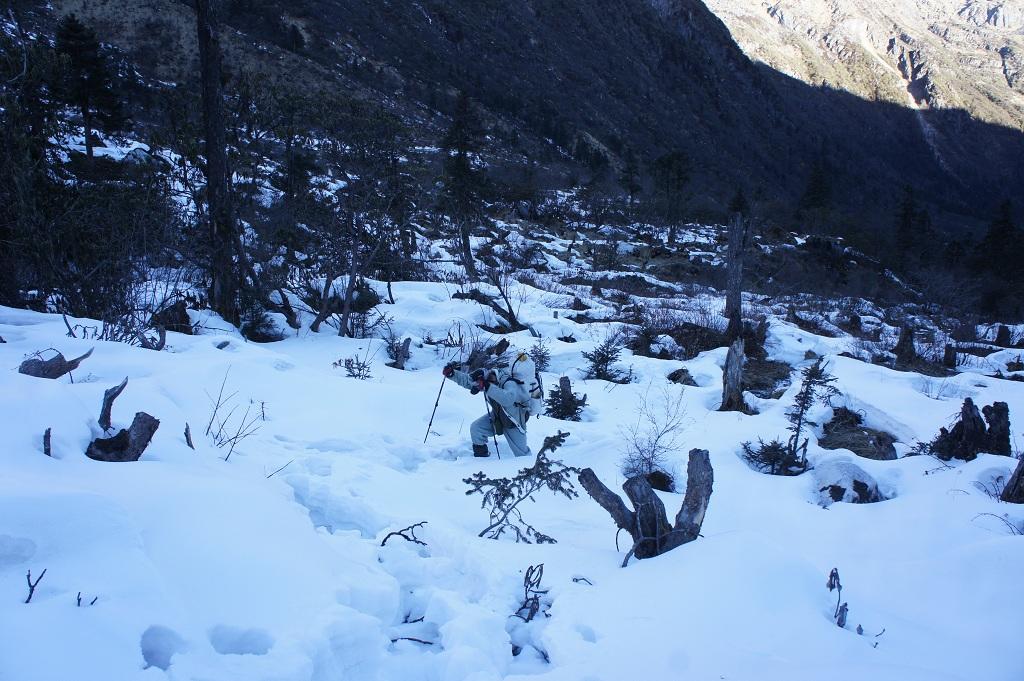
[184,423,195,450]
[265,459,294,479]
[380,521,429,547]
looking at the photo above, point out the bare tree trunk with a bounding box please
[460,220,478,281]
[1002,456,1024,503]
[579,449,713,566]
[98,377,129,432]
[309,275,337,333]
[82,104,94,158]
[720,338,746,412]
[195,0,238,325]
[724,215,746,343]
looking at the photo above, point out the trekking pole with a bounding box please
[482,391,502,459]
[423,375,447,444]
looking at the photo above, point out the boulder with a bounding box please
[813,459,883,506]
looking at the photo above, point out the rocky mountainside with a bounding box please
[21,0,1024,235]
[703,0,1024,145]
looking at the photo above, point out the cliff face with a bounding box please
[701,0,1024,131]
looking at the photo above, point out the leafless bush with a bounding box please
[205,369,262,460]
[620,385,687,490]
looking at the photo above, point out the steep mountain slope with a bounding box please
[39,0,1024,234]
[702,0,1024,130]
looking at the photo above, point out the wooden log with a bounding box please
[720,338,746,412]
[86,412,160,462]
[19,348,94,380]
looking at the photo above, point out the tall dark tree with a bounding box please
[978,200,1021,280]
[894,185,918,257]
[195,0,240,324]
[440,90,485,280]
[55,14,124,158]
[649,150,690,243]
[798,154,832,233]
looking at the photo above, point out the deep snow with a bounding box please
[1,279,1023,681]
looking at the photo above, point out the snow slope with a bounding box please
[1,279,1023,681]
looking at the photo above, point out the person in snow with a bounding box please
[443,352,543,458]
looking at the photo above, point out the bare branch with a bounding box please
[99,377,129,432]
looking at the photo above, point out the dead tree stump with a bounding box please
[995,324,1011,347]
[1001,457,1024,503]
[982,402,1011,456]
[579,449,713,566]
[930,398,1013,461]
[387,337,413,370]
[86,413,160,462]
[724,215,747,343]
[19,348,94,380]
[942,344,957,369]
[720,338,746,412]
[893,325,917,366]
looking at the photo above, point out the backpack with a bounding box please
[509,352,545,418]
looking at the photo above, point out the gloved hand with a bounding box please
[469,368,490,394]
[442,362,459,378]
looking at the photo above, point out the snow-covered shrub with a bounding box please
[582,332,630,383]
[463,431,578,543]
[741,438,806,476]
[544,376,587,421]
[335,352,374,380]
[620,386,686,491]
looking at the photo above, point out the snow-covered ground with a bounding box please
[1,279,1022,681]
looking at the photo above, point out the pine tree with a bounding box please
[55,14,125,158]
[894,185,918,257]
[440,90,485,280]
[979,200,1020,280]
[728,187,749,216]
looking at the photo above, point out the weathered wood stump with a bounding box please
[86,413,160,462]
[893,325,917,366]
[579,449,713,566]
[1001,457,1024,503]
[19,348,93,380]
[720,338,746,412]
[982,402,1011,456]
[931,398,1010,461]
